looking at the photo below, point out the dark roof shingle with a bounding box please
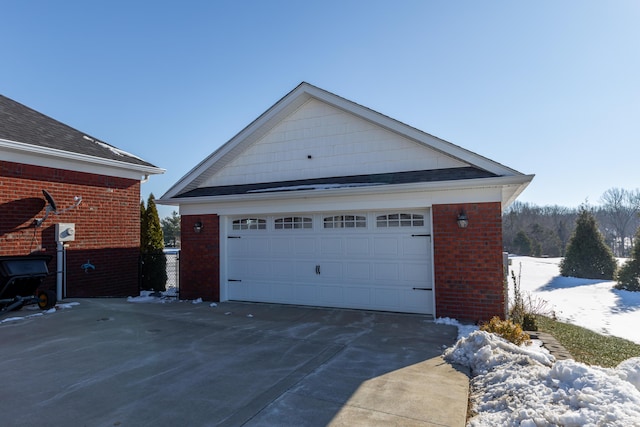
[0,94,158,168]
[177,167,498,198]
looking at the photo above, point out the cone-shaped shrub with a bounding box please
[560,207,617,280]
[140,194,167,292]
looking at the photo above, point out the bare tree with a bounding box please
[599,188,640,257]
[503,202,577,257]
[503,189,640,258]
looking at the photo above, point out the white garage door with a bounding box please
[225,211,433,314]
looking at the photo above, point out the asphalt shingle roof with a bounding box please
[0,95,158,169]
[177,167,498,198]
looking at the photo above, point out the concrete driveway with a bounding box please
[1,299,469,426]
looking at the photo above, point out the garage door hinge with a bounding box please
[228,279,242,282]
[411,234,431,237]
[413,287,432,291]
[228,236,241,239]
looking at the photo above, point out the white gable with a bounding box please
[159,82,533,208]
[203,98,469,187]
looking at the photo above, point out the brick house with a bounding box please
[0,95,164,297]
[159,83,533,321]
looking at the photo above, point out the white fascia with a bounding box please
[167,174,534,216]
[0,139,165,180]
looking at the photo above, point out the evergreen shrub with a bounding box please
[616,228,640,291]
[140,194,167,292]
[560,207,617,280]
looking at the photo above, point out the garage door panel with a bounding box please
[374,263,399,281]
[401,290,433,312]
[345,262,371,281]
[227,282,250,300]
[271,237,293,255]
[346,238,370,256]
[272,282,295,301]
[234,237,270,255]
[373,288,400,308]
[271,260,293,278]
[343,287,370,306]
[402,236,430,257]
[320,238,343,256]
[373,237,399,256]
[318,262,342,279]
[295,237,316,254]
[317,285,339,304]
[294,261,317,279]
[250,282,272,299]
[295,283,318,302]
[402,263,431,282]
[241,260,271,279]
[225,211,433,315]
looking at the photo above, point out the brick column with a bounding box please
[180,214,220,301]
[432,202,505,323]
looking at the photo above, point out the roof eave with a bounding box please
[158,174,534,207]
[0,138,165,177]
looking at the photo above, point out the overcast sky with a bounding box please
[3,1,638,217]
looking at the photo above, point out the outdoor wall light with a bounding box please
[193,221,204,233]
[457,210,469,229]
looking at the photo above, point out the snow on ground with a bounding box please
[0,301,80,324]
[435,317,479,340]
[445,331,640,426]
[126,288,180,303]
[442,256,640,426]
[511,256,640,344]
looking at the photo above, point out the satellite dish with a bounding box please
[42,190,57,212]
[34,190,82,227]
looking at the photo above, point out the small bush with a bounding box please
[615,228,640,292]
[616,259,640,291]
[509,265,536,331]
[521,313,537,331]
[509,263,556,330]
[509,267,528,327]
[480,316,531,346]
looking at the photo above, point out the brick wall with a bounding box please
[0,160,141,297]
[179,214,220,301]
[432,202,505,323]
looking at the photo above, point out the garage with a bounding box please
[224,211,433,314]
[159,82,533,321]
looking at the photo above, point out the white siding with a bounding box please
[204,99,468,187]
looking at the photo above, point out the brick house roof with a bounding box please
[0,94,158,169]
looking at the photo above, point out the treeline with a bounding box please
[503,188,640,257]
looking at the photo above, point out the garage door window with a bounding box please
[275,216,312,229]
[232,218,266,230]
[376,213,424,227]
[323,215,366,229]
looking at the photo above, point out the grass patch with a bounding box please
[536,315,640,368]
